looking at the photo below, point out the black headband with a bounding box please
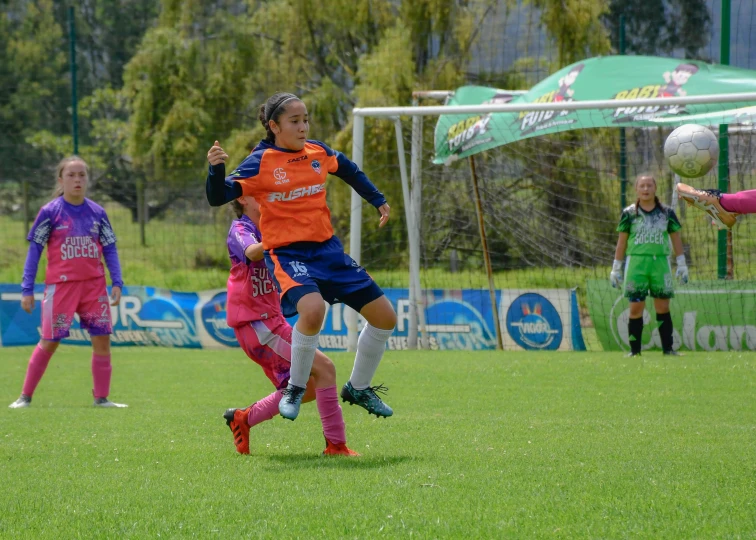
[266,94,299,123]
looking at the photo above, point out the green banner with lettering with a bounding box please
[434,55,756,164]
[586,280,756,352]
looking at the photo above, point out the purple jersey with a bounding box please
[226,215,281,327]
[27,197,118,286]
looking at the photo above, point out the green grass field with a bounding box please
[1,347,754,538]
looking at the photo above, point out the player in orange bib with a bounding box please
[206,92,396,422]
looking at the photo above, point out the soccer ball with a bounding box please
[664,124,719,178]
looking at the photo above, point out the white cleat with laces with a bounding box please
[93,397,128,408]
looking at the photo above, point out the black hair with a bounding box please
[231,200,244,218]
[258,92,301,143]
[675,63,699,74]
[634,173,659,216]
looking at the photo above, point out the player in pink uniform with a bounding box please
[222,195,358,456]
[8,157,127,409]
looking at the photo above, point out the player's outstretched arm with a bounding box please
[325,145,389,226]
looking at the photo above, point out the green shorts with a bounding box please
[623,255,674,301]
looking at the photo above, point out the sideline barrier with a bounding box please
[1,285,584,351]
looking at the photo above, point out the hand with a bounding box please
[110,286,122,306]
[207,140,228,166]
[377,203,390,228]
[675,255,689,284]
[21,295,35,313]
[676,265,689,284]
[609,259,623,289]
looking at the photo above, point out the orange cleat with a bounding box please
[323,438,360,457]
[223,407,251,455]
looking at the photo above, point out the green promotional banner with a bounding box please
[434,55,756,164]
[586,279,756,352]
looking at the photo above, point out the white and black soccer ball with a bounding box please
[664,124,719,178]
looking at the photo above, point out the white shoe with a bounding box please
[8,395,31,408]
[93,398,128,408]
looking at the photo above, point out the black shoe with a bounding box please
[663,350,683,356]
[340,382,393,418]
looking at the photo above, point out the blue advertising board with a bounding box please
[0,285,584,351]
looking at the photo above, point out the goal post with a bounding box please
[347,91,756,351]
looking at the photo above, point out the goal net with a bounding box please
[349,94,756,353]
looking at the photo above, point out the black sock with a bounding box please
[657,312,673,352]
[628,317,643,354]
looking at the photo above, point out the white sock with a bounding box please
[289,326,319,388]
[349,324,393,390]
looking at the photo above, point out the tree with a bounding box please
[604,0,711,59]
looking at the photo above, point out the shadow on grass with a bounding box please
[262,453,416,470]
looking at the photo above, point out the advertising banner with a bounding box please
[434,55,756,164]
[1,285,585,351]
[587,279,756,352]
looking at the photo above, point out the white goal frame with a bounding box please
[345,91,756,351]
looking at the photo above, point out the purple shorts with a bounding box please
[41,277,112,341]
[234,315,293,390]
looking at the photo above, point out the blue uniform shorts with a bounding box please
[264,235,384,318]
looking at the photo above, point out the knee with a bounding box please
[39,340,59,354]
[372,308,397,331]
[91,336,111,356]
[298,304,326,333]
[629,303,644,318]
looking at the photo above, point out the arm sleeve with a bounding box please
[206,162,242,206]
[616,210,633,233]
[102,243,124,288]
[311,140,387,208]
[98,213,117,247]
[332,152,387,208]
[228,222,260,262]
[21,242,44,296]
[27,208,52,245]
[667,208,682,233]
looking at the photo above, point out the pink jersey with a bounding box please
[28,197,116,285]
[226,215,282,327]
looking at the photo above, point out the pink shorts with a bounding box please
[41,277,112,341]
[234,315,293,390]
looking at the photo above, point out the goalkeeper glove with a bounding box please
[675,254,689,284]
[609,260,624,289]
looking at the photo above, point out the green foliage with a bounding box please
[527,0,612,67]
[605,0,711,59]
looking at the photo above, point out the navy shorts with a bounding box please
[264,235,384,318]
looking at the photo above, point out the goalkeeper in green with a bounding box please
[610,174,688,356]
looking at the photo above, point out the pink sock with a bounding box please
[92,354,112,399]
[247,390,283,427]
[21,345,54,397]
[316,386,346,444]
[720,190,756,214]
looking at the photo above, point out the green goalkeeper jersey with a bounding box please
[617,202,681,257]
